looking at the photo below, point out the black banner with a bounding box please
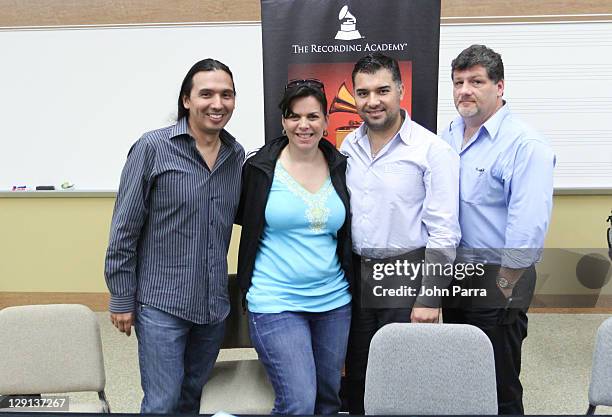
[261,0,441,145]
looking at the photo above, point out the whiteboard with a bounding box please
[0,23,265,191]
[437,22,612,190]
[1,21,611,191]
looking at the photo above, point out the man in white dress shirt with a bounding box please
[340,53,461,414]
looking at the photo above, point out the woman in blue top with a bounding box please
[236,80,353,415]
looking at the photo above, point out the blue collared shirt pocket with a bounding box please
[460,164,489,205]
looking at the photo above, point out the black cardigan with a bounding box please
[235,136,354,304]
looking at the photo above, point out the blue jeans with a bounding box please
[134,304,225,414]
[248,303,351,415]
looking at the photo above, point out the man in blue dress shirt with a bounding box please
[441,44,555,415]
[104,59,244,414]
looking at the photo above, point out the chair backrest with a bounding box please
[0,304,106,395]
[589,317,612,408]
[364,323,497,415]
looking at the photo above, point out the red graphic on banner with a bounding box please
[288,61,412,148]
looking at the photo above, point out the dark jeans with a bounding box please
[134,304,225,414]
[248,303,351,415]
[341,252,417,415]
[442,265,536,415]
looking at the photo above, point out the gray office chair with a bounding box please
[0,304,110,413]
[364,323,497,415]
[200,275,274,414]
[587,317,612,414]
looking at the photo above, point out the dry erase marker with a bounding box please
[11,185,27,191]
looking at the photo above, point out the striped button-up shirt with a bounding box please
[104,117,244,324]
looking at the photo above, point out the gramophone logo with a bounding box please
[329,81,361,148]
[335,5,363,41]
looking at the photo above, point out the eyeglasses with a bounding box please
[285,78,325,92]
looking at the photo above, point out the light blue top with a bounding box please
[247,162,351,313]
[441,103,556,268]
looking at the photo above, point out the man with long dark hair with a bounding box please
[105,59,244,413]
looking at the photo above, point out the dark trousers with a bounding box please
[442,265,536,415]
[341,252,415,414]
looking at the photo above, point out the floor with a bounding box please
[69,312,612,414]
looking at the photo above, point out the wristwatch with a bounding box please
[496,276,515,289]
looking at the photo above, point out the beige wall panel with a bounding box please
[1,0,611,27]
[0,196,241,293]
[0,0,261,27]
[442,0,612,17]
[0,195,610,312]
[0,197,115,293]
[545,195,611,248]
[0,195,609,294]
